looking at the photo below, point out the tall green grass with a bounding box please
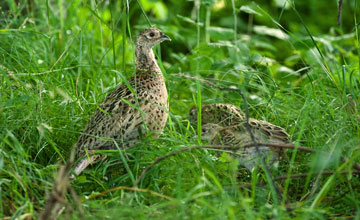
[0,0,359,219]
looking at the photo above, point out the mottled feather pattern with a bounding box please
[73,28,171,175]
[193,103,290,171]
[190,103,289,143]
[76,74,168,158]
[190,103,245,126]
[202,123,282,171]
[248,119,290,144]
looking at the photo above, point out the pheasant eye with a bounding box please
[201,128,207,133]
[149,32,155,37]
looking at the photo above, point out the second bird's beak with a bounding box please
[160,33,171,41]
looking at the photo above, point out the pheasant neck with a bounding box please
[135,44,162,75]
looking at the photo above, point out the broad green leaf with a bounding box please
[239,5,262,16]
[253,25,288,40]
[208,27,234,41]
[177,15,203,26]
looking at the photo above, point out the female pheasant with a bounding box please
[73,28,171,176]
[190,103,290,171]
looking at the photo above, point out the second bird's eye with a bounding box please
[149,32,155,37]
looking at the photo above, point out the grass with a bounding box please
[1,0,360,219]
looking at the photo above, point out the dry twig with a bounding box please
[88,186,173,201]
[238,171,360,189]
[39,150,84,220]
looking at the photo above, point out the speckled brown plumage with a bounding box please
[191,103,290,171]
[190,103,289,142]
[73,28,171,176]
[189,103,246,127]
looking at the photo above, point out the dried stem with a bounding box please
[245,143,315,153]
[238,171,360,189]
[88,186,173,201]
[39,150,84,220]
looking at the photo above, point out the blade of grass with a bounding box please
[113,141,136,184]
[112,4,117,72]
[136,0,152,27]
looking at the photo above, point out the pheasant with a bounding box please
[73,28,171,176]
[190,103,290,171]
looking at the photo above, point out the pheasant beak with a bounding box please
[160,33,171,41]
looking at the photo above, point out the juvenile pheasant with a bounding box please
[73,28,171,176]
[190,103,290,171]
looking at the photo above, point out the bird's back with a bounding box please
[76,73,168,158]
[190,103,245,126]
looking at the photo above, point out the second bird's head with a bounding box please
[200,123,224,142]
[137,27,171,48]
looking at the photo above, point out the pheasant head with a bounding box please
[137,27,171,48]
[135,27,171,73]
[200,123,224,143]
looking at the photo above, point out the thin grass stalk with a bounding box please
[58,0,64,36]
[46,0,53,65]
[205,5,211,43]
[114,140,136,185]
[76,29,83,98]
[354,0,360,77]
[195,0,202,145]
[113,3,118,72]
[136,0,152,26]
[231,0,237,41]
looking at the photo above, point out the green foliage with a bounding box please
[0,0,360,219]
